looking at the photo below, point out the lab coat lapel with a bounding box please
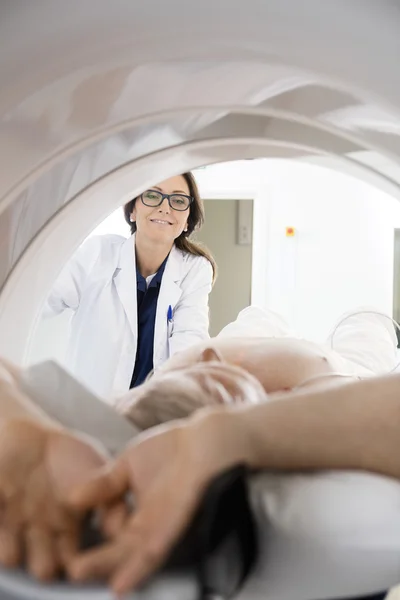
[113,235,138,339]
[154,245,183,362]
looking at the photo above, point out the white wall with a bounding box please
[252,160,400,341]
[196,160,400,340]
[28,159,400,363]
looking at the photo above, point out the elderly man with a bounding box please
[0,306,398,598]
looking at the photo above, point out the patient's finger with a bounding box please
[0,527,22,567]
[68,460,129,510]
[110,515,188,595]
[57,530,80,567]
[68,540,130,581]
[111,547,164,596]
[25,526,58,581]
[99,501,129,538]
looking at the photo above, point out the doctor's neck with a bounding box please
[134,233,173,278]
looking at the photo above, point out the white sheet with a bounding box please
[326,307,399,375]
[239,470,400,599]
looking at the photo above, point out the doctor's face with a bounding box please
[130,175,190,245]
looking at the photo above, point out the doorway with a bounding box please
[195,199,253,336]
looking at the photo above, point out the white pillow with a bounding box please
[217,306,296,339]
[239,471,400,600]
[325,307,398,375]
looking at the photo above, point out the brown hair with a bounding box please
[123,172,217,282]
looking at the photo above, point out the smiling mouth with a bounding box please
[150,219,173,225]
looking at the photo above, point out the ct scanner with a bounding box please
[2,1,400,598]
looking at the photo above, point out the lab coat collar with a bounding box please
[117,234,183,279]
[165,243,185,284]
[157,244,184,307]
[154,245,184,362]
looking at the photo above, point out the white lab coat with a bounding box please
[44,234,213,398]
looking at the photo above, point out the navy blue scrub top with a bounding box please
[130,256,168,388]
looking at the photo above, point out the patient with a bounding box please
[116,305,390,428]
[116,337,355,430]
[0,306,397,595]
[66,307,400,595]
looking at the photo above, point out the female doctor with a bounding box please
[44,172,216,399]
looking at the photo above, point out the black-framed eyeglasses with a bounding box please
[141,189,193,212]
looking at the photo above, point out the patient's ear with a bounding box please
[200,347,224,363]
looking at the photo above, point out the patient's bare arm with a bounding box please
[213,372,400,478]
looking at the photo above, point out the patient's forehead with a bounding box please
[178,362,263,401]
[167,360,234,377]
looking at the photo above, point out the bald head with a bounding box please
[115,348,266,430]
